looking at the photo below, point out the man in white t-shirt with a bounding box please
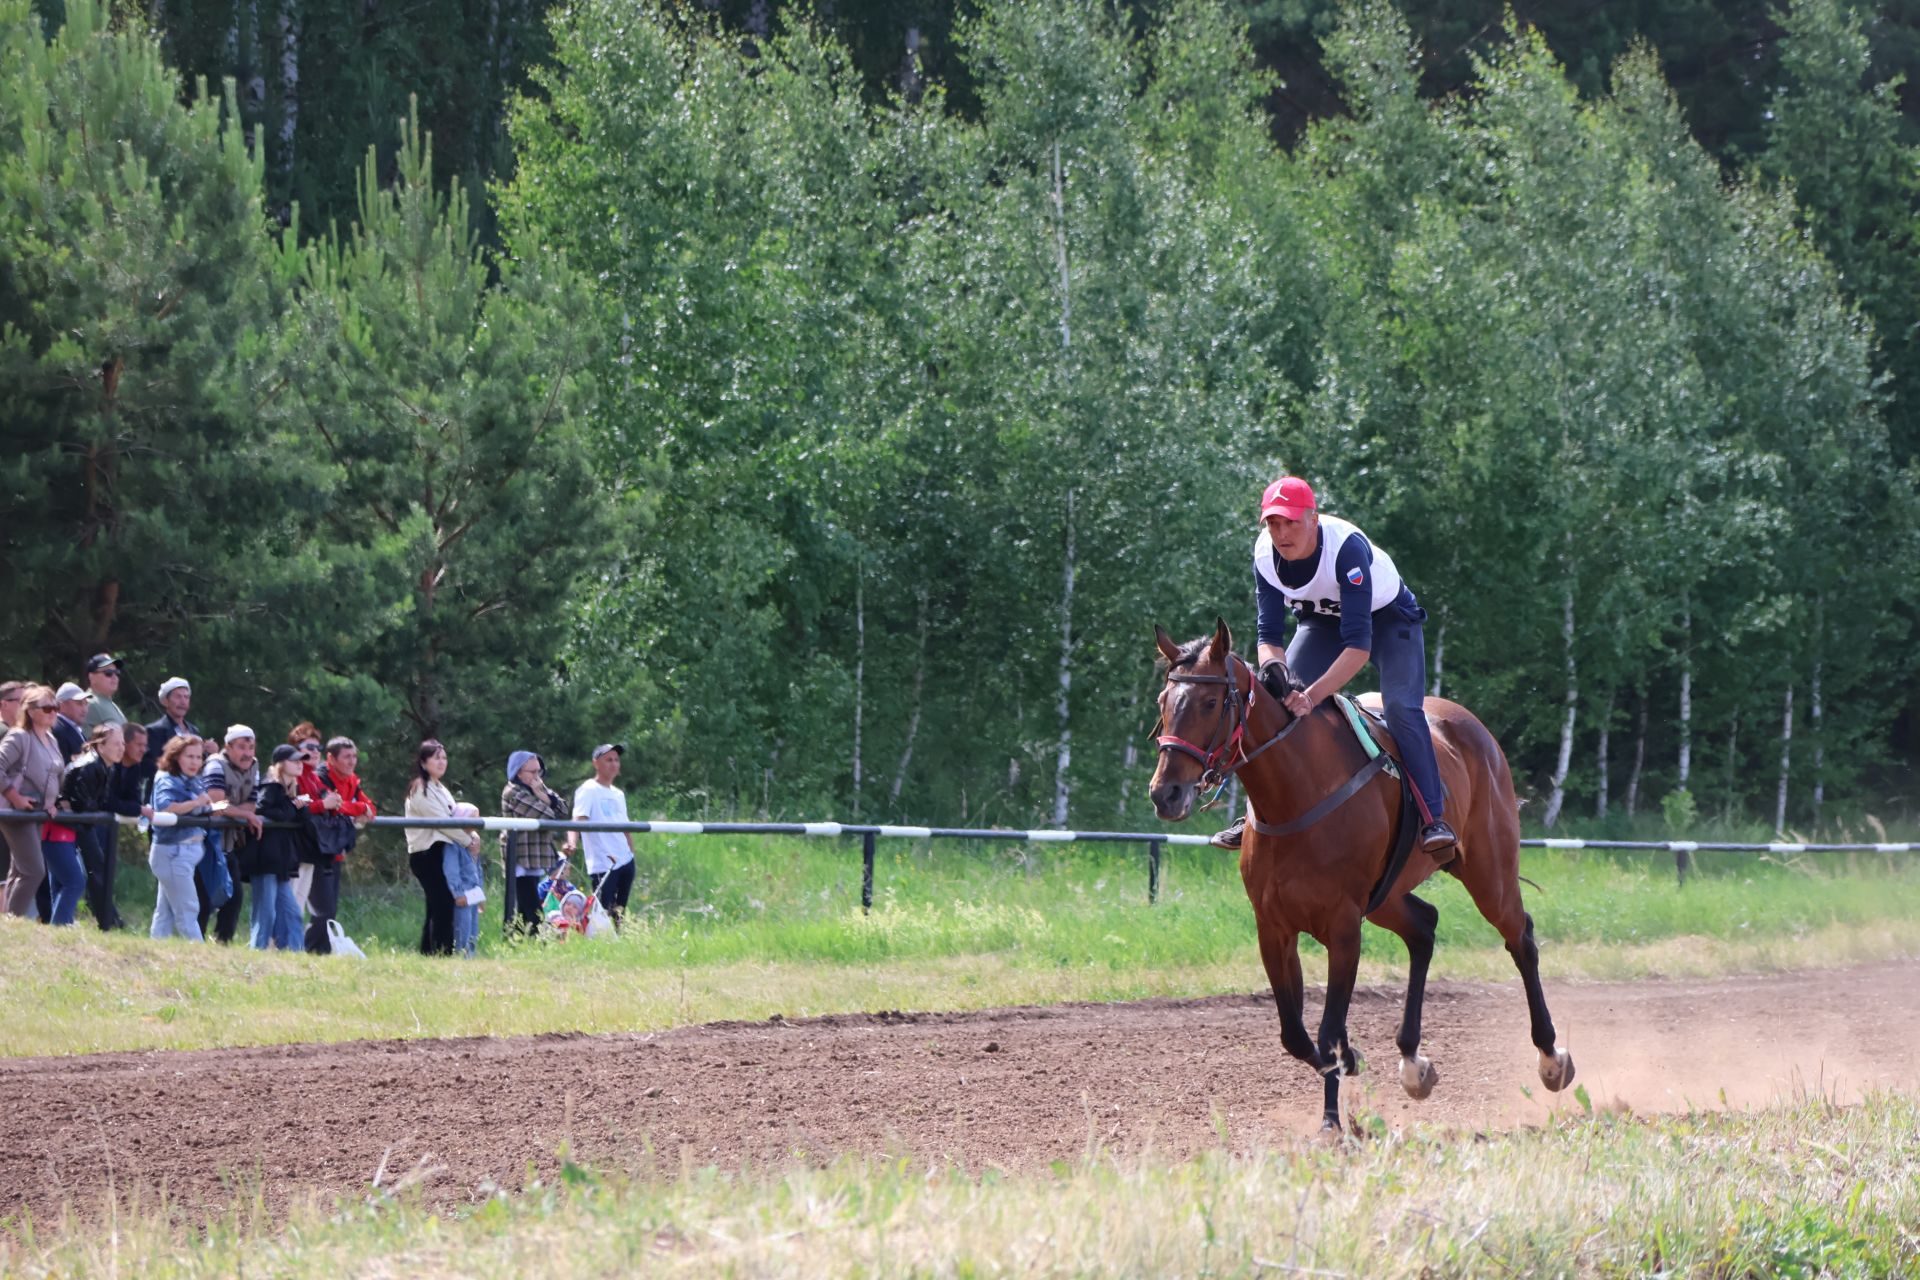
[573,743,636,926]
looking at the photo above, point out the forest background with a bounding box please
[4,0,1918,840]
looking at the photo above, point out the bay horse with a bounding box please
[1149,618,1574,1132]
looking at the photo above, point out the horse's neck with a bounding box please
[1237,700,1344,819]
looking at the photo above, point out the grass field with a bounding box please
[1,827,1916,1058]
[4,1095,1915,1277]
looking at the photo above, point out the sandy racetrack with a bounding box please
[2,962,1915,1221]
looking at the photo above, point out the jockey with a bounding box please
[1210,476,1458,859]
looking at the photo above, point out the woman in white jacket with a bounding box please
[403,740,479,956]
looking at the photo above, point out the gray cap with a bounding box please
[54,682,85,703]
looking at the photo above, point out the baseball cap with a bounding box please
[54,682,85,703]
[591,743,625,759]
[85,653,121,674]
[1259,476,1317,523]
[270,743,299,764]
[157,676,191,698]
[224,724,255,744]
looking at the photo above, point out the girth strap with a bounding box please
[1248,752,1392,839]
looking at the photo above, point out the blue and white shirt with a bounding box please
[1253,515,1416,652]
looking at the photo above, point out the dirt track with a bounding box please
[4,962,1916,1221]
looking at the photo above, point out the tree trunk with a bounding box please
[1775,683,1794,835]
[1541,585,1577,828]
[1594,687,1611,820]
[1116,689,1140,818]
[1051,489,1075,827]
[1625,689,1648,818]
[278,0,299,180]
[1429,614,1445,699]
[1811,595,1825,830]
[1677,594,1693,791]
[889,589,930,808]
[1722,710,1740,821]
[851,563,864,818]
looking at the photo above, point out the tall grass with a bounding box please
[4,1094,1915,1277]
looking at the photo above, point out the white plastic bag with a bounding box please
[325,917,367,959]
[586,897,615,938]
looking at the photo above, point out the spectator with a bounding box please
[0,685,63,917]
[101,722,151,928]
[304,736,376,955]
[198,726,262,944]
[243,745,310,952]
[0,681,16,887]
[58,722,125,929]
[445,803,484,957]
[81,654,126,730]
[149,735,212,941]
[142,677,200,777]
[285,724,326,916]
[573,743,637,929]
[51,684,87,762]
[500,750,569,938]
[403,739,472,956]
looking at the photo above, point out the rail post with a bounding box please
[1147,839,1161,905]
[1675,846,1691,886]
[861,830,877,914]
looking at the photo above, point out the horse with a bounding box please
[1148,618,1574,1132]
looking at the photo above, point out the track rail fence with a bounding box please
[7,810,1914,906]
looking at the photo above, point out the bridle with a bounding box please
[1155,653,1310,791]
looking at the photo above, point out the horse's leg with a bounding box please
[1508,911,1576,1091]
[1313,921,1364,1131]
[1256,925,1324,1074]
[1368,892,1440,1100]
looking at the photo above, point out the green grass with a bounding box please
[2,832,1916,1058]
[5,1094,1917,1277]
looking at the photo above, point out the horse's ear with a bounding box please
[1208,616,1232,662]
[1154,625,1182,665]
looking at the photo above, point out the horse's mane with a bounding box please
[1168,636,1218,673]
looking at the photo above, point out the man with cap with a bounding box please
[1209,475,1458,858]
[199,725,264,943]
[52,683,88,763]
[572,744,637,928]
[82,655,127,730]
[142,677,200,779]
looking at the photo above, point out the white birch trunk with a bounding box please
[278,0,299,173]
[1722,711,1740,821]
[1811,594,1825,828]
[1594,688,1611,820]
[1625,693,1647,818]
[1541,585,1577,828]
[1117,690,1140,818]
[1051,140,1071,350]
[1775,683,1794,835]
[890,590,930,807]
[1051,489,1075,827]
[851,564,863,817]
[1677,594,1693,791]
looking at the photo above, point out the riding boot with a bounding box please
[1421,820,1458,863]
[1209,816,1247,850]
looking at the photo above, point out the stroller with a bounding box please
[535,864,613,940]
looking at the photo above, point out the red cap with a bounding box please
[1259,476,1317,522]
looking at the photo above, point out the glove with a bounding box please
[1258,660,1295,703]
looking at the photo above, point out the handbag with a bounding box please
[325,917,366,959]
[310,811,357,856]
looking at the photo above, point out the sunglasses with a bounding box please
[31,704,56,713]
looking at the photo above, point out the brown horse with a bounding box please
[1148,618,1574,1132]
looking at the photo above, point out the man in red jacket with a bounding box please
[305,736,378,954]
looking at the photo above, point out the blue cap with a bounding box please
[506,750,543,783]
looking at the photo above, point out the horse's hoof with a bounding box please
[1399,1054,1438,1100]
[1539,1047,1576,1092]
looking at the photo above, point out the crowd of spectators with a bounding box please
[0,657,636,957]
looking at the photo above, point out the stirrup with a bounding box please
[1421,820,1457,862]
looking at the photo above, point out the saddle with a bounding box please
[1248,692,1423,914]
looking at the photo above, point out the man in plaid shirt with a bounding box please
[501,749,571,937]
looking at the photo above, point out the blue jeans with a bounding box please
[248,875,305,951]
[1289,610,1446,821]
[452,902,479,956]
[149,841,204,940]
[42,838,84,926]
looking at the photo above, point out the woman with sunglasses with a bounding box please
[283,723,333,915]
[0,686,65,916]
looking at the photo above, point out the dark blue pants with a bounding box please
[1288,612,1446,821]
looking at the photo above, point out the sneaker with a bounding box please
[1209,816,1247,850]
[1421,820,1458,861]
